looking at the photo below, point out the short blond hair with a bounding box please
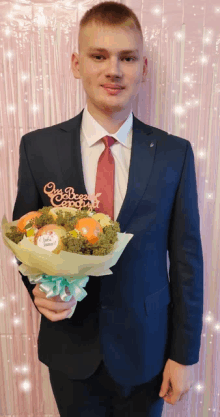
[78,1,145,55]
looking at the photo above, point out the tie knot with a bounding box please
[101,135,117,148]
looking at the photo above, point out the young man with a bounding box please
[13,2,203,416]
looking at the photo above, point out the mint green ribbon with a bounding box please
[29,274,89,303]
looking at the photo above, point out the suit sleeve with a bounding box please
[12,135,42,313]
[167,140,204,366]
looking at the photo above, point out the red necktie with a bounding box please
[95,135,117,221]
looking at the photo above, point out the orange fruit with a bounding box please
[17,211,42,234]
[75,217,103,244]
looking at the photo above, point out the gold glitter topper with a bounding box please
[43,182,101,212]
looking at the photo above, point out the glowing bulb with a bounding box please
[195,383,205,393]
[32,104,39,113]
[0,301,6,310]
[8,105,16,112]
[12,257,17,265]
[151,6,162,15]
[21,365,29,374]
[183,75,192,83]
[214,323,220,331]
[6,51,13,59]
[198,149,206,159]
[199,55,208,65]
[13,317,21,326]
[174,31,185,41]
[5,28,11,36]
[21,73,29,82]
[203,37,212,45]
[19,379,32,393]
[204,312,214,323]
[206,193,213,199]
[174,105,186,115]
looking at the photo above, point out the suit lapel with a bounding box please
[56,109,157,232]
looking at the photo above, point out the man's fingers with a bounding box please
[32,283,77,321]
[37,306,73,322]
[34,297,77,311]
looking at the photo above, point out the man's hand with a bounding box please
[32,283,77,322]
[159,358,194,405]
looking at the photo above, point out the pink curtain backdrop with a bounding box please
[0,0,220,415]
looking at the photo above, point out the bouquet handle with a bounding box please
[29,273,90,319]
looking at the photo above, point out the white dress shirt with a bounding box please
[80,103,133,221]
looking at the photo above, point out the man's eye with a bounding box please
[92,55,136,62]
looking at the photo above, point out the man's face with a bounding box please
[71,22,147,116]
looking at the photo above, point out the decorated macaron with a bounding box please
[33,224,67,254]
[75,217,103,244]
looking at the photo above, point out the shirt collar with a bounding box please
[81,103,133,149]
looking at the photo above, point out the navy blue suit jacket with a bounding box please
[12,108,203,385]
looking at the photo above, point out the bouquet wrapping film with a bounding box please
[2,215,134,318]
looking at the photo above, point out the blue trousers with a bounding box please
[49,360,164,417]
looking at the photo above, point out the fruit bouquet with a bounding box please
[1,206,133,318]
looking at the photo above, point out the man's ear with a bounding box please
[142,58,148,83]
[71,53,81,80]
